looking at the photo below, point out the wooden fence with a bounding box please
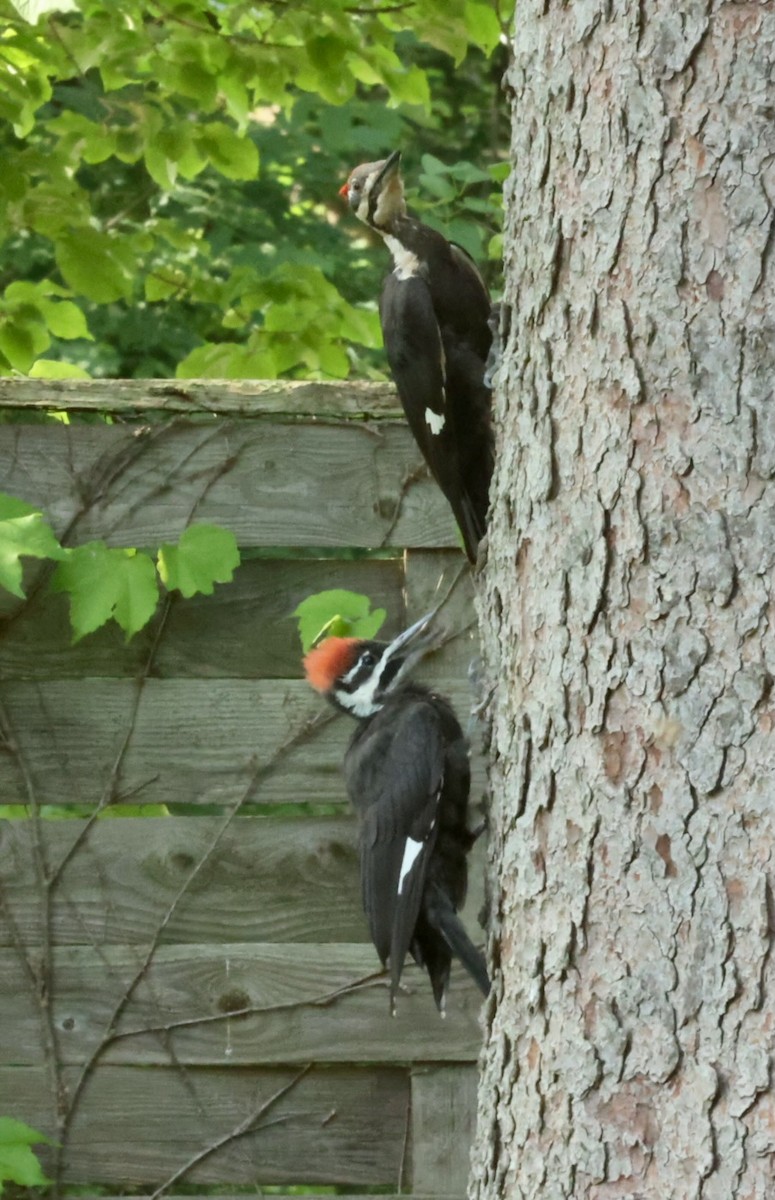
[0,380,488,1199]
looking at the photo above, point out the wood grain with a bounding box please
[0,418,458,549]
[0,377,402,417]
[0,816,487,948]
[0,557,405,679]
[0,676,484,807]
[0,816,362,945]
[11,1064,410,1186]
[0,943,485,1066]
[411,1067,478,1196]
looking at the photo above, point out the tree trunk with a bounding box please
[473,3,775,1197]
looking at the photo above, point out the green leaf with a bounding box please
[0,321,39,371]
[28,359,92,379]
[386,65,431,108]
[0,1116,53,1192]
[488,231,504,260]
[39,298,91,340]
[157,524,240,598]
[51,543,159,641]
[56,231,135,303]
[294,589,387,653]
[0,494,64,598]
[489,161,511,183]
[464,2,503,54]
[196,124,258,181]
[8,0,78,19]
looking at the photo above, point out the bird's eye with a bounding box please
[351,179,362,192]
[360,651,375,668]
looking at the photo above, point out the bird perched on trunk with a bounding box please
[339,151,494,563]
[304,611,489,1012]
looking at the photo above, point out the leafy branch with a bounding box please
[0,490,240,641]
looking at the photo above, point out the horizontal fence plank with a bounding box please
[0,817,487,948]
[0,556,405,679]
[0,944,485,1067]
[0,676,485,808]
[0,377,403,417]
[0,816,361,946]
[11,1064,410,1187]
[0,417,461,549]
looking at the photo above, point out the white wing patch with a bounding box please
[425,407,445,434]
[397,836,425,894]
[383,234,419,281]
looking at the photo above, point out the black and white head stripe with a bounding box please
[342,151,405,231]
[332,610,437,718]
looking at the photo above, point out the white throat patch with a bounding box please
[383,234,419,281]
[339,672,381,718]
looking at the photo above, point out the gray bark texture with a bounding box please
[472,3,775,1198]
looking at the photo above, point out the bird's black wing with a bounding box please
[353,699,446,1005]
[380,264,492,561]
[448,242,490,317]
[379,273,484,561]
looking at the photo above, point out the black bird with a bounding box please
[304,612,489,1012]
[339,151,494,563]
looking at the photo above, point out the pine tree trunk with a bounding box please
[473,3,775,1196]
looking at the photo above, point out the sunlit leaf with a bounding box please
[56,231,135,303]
[294,589,387,653]
[157,524,240,598]
[0,1117,53,1192]
[51,543,159,641]
[0,494,64,598]
[8,0,77,19]
[28,359,92,379]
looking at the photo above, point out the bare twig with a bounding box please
[146,1064,313,1200]
[49,593,175,887]
[380,459,431,548]
[58,706,336,1151]
[109,968,386,1043]
[397,1087,412,1194]
[0,696,66,1134]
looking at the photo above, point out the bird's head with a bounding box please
[304,609,436,718]
[338,150,406,231]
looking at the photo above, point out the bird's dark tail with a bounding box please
[425,885,490,997]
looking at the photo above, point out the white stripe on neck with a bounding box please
[383,234,419,281]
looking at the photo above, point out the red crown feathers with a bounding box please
[303,637,359,693]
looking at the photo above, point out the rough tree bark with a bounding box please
[472,3,775,1198]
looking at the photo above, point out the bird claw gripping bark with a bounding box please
[483,301,505,389]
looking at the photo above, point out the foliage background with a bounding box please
[0,0,509,382]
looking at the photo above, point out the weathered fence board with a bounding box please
[0,556,405,678]
[0,677,485,808]
[0,816,363,946]
[0,382,486,1199]
[0,944,484,1066]
[0,377,402,417]
[12,1064,410,1187]
[0,418,458,549]
[0,816,486,949]
[411,1067,479,1196]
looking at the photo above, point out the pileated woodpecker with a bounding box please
[339,151,494,564]
[304,612,489,1012]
